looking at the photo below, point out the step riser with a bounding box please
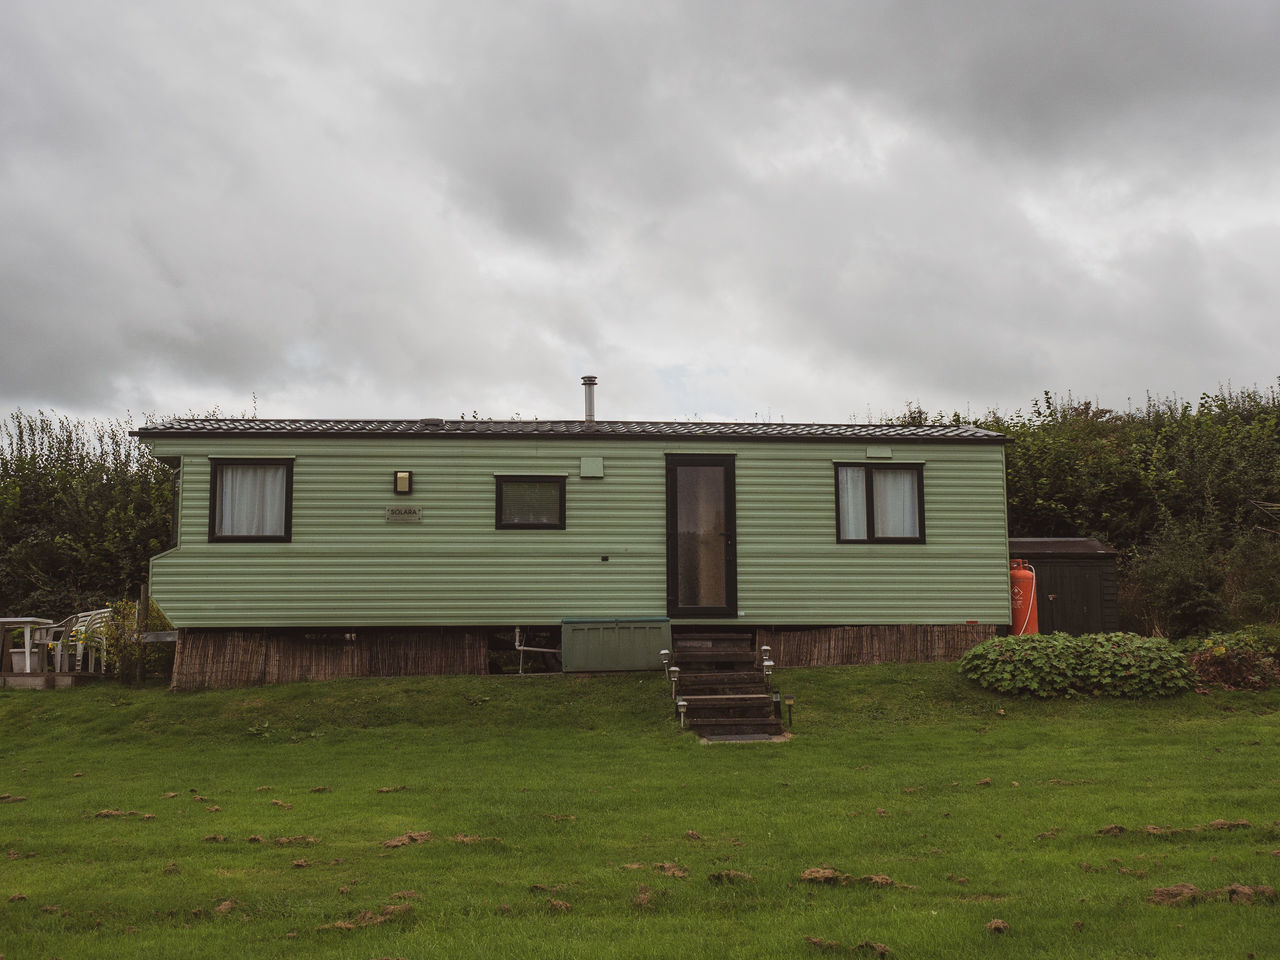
[689,722,783,736]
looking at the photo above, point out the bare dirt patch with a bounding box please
[319,902,413,931]
[708,869,754,884]
[451,834,501,844]
[799,868,914,889]
[653,863,689,878]
[377,785,407,793]
[986,919,1010,934]
[1112,819,1253,837]
[1149,883,1277,906]
[381,831,432,849]
[801,867,850,884]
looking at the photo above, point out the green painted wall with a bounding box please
[144,436,1010,627]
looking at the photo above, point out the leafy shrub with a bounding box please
[99,598,175,681]
[0,410,173,618]
[959,632,1192,698]
[1188,629,1280,689]
[1126,519,1229,638]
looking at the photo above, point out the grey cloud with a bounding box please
[1,0,1277,425]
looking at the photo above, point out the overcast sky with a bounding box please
[3,1,1278,426]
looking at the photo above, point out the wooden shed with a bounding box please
[1007,538,1119,635]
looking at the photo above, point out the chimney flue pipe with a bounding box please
[581,375,597,423]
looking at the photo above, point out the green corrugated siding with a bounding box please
[145,437,1010,627]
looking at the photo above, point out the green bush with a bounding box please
[98,597,176,681]
[0,410,173,618]
[1187,628,1280,689]
[959,632,1192,698]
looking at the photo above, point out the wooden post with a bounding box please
[136,583,148,683]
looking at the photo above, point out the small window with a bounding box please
[495,475,566,529]
[835,463,924,543]
[209,459,293,542]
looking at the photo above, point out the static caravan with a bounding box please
[135,409,1009,690]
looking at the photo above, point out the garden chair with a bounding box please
[39,609,112,673]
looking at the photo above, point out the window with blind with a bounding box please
[495,476,566,529]
[209,459,294,542]
[834,463,924,543]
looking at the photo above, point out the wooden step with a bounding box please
[672,650,757,665]
[671,631,754,641]
[680,694,773,707]
[677,670,765,683]
[688,717,784,736]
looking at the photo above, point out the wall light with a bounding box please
[393,470,413,494]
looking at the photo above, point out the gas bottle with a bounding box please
[1010,559,1038,635]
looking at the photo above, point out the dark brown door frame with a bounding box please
[665,453,738,619]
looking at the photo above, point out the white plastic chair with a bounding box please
[40,608,112,672]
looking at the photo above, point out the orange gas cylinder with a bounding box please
[1010,559,1038,635]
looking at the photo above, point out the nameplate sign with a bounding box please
[385,506,422,522]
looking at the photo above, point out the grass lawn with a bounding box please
[2,663,1278,959]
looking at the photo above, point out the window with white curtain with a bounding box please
[835,463,924,543]
[209,460,293,541]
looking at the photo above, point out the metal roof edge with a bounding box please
[132,419,1006,443]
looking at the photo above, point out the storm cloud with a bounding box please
[2,0,1277,424]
